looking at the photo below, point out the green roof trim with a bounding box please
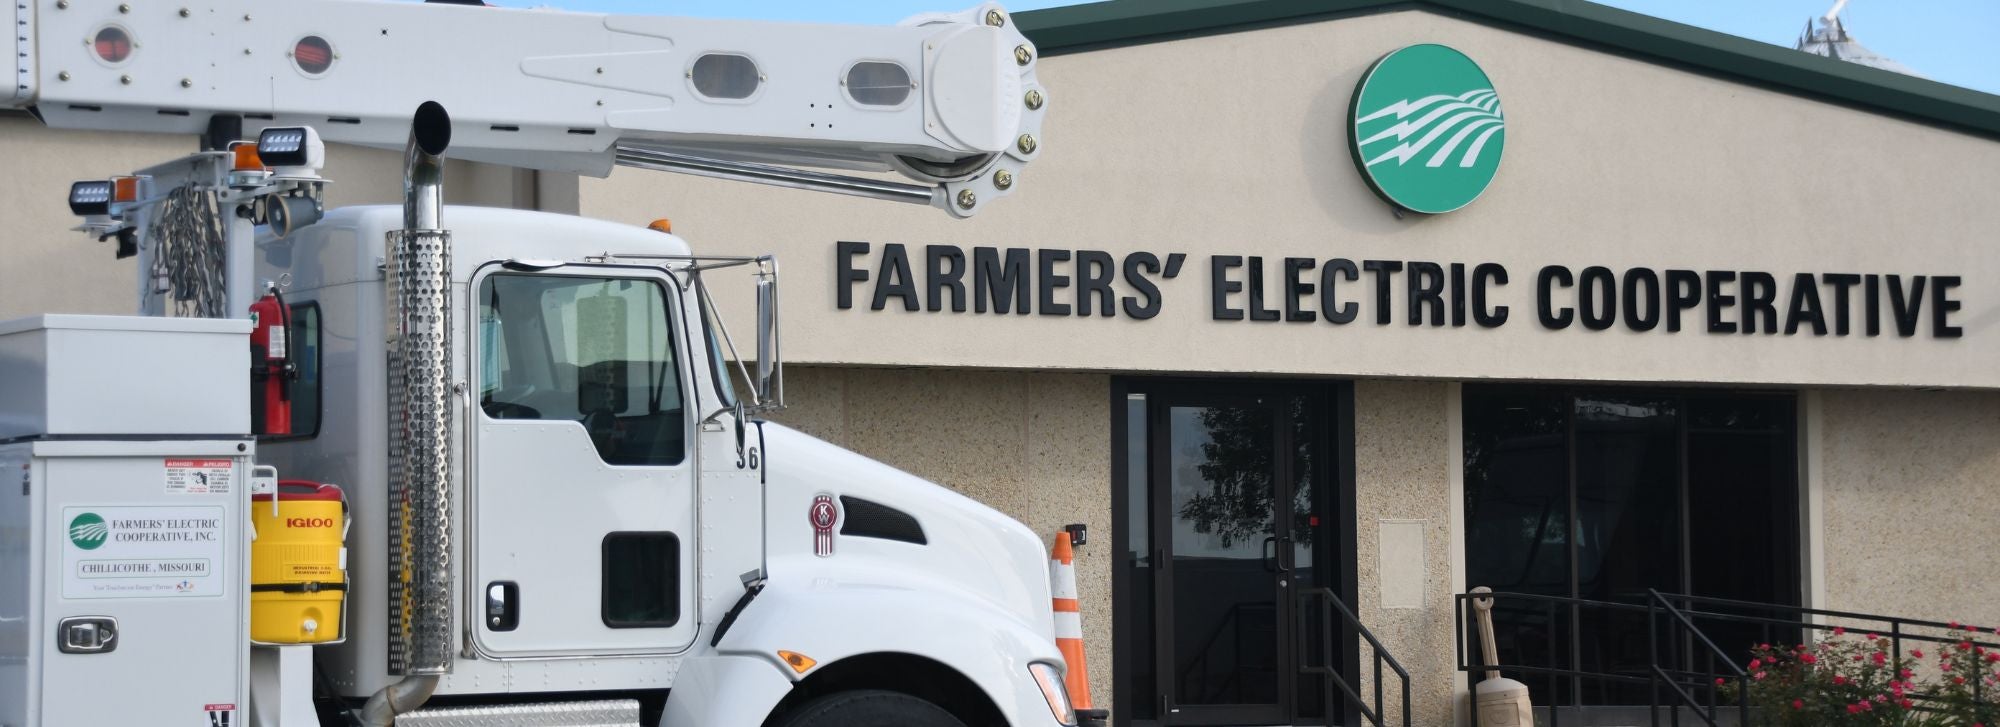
[1015,0,2000,139]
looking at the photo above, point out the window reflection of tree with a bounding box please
[1177,398,1316,549]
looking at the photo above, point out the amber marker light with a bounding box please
[777,650,816,674]
[112,176,140,204]
[232,141,266,171]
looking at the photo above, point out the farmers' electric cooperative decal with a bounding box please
[64,505,225,599]
[835,244,1966,339]
[1351,44,1506,215]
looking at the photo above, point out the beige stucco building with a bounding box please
[6,0,1999,725]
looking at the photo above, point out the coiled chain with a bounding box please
[144,183,229,318]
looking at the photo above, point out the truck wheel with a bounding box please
[777,690,967,727]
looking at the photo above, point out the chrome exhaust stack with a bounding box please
[368,100,454,724]
[402,102,451,231]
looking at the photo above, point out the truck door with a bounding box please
[468,265,698,657]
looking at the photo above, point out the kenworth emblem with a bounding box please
[810,494,839,557]
[1349,44,1505,214]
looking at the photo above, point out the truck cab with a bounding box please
[255,204,1073,725]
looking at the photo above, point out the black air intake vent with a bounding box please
[839,496,927,545]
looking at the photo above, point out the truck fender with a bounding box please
[658,654,797,727]
[709,577,1066,727]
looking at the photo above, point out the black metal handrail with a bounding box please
[1455,589,1657,727]
[1300,587,1411,727]
[1457,588,2000,727]
[1653,591,2000,723]
[1647,589,1750,727]
[1663,591,2000,659]
[1454,590,1760,727]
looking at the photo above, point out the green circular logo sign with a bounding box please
[69,512,108,550]
[1350,44,1506,214]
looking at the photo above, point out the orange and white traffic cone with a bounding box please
[1050,532,1093,712]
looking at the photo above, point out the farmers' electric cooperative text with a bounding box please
[835,243,1965,338]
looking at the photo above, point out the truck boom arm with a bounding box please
[10,0,1047,216]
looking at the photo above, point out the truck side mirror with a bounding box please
[753,269,782,411]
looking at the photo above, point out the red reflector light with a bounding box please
[93,27,132,64]
[293,36,333,75]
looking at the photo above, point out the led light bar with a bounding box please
[257,126,325,171]
[68,180,114,216]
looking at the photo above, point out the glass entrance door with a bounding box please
[1148,387,1329,725]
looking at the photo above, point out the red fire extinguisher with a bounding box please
[250,284,294,436]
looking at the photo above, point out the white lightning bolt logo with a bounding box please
[1357,89,1504,168]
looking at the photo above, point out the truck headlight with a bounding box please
[1028,662,1076,726]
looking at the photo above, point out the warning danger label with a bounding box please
[165,459,233,495]
[206,703,237,727]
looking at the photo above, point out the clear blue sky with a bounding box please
[529,0,1997,95]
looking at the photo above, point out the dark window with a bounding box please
[1285,395,1325,721]
[1463,386,1799,706]
[602,532,679,628]
[1686,395,1804,667]
[1119,392,1158,721]
[1572,394,1681,705]
[478,274,686,466]
[1164,401,1279,707]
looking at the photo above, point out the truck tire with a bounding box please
[776,690,968,727]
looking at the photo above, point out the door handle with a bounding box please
[485,581,520,632]
[57,616,117,654]
[1262,535,1293,575]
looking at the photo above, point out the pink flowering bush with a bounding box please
[1718,623,2000,726]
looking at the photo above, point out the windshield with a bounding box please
[478,273,686,466]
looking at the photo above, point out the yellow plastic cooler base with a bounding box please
[250,593,344,643]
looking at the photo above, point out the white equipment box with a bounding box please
[0,315,251,440]
[0,316,252,727]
